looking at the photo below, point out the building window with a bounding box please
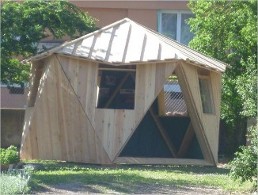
[199,76,214,114]
[158,11,194,45]
[96,64,136,109]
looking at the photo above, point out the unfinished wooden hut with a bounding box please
[21,18,228,166]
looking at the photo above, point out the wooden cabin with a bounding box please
[20,18,228,166]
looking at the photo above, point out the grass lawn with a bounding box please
[25,160,254,194]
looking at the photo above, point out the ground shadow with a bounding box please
[29,162,229,194]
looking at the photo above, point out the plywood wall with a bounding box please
[21,53,221,165]
[21,55,111,164]
[57,55,177,161]
[175,63,221,164]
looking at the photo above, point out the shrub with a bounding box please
[229,125,257,188]
[0,169,31,194]
[0,145,20,165]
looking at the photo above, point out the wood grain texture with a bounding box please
[95,109,135,161]
[58,55,98,125]
[21,55,111,164]
[21,52,221,166]
[175,63,215,164]
[21,59,51,160]
[201,71,221,163]
[20,107,34,159]
[116,62,177,159]
[57,58,178,162]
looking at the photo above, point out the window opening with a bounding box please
[159,75,188,116]
[199,76,214,114]
[97,64,136,109]
[8,86,25,94]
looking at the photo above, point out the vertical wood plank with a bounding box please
[175,63,215,164]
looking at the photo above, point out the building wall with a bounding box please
[1,109,25,148]
[1,86,28,147]
[1,86,28,109]
[72,1,189,29]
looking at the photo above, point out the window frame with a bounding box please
[198,74,215,114]
[96,64,136,110]
[157,10,194,45]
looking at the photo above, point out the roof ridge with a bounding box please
[129,19,230,69]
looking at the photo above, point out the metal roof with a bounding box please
[30,18,228,72]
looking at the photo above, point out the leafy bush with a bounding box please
[0,145,20,165]
[229,125,257,188]
[0,169,31,194]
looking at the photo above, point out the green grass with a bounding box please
[27,160,254,194]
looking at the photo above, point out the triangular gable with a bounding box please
[29,18,228,72]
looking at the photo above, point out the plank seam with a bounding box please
[55,54,112,163]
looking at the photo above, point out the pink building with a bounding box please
[72,1,193,45]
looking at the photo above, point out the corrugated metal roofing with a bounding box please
[30,18,228,72]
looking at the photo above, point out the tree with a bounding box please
[188,0,257,154]
[1,0,96,84]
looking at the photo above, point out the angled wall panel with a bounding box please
[114,62,177,160]
[57,55,98,126]
[56,57,177,162]
[21,59,51,159]
[21,56,111,164]
[201,71,221,163]
[175,63,215,164]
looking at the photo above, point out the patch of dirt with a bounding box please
[31,182,243,194]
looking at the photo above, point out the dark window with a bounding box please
[9,87,24,94]
[97,65,136,109]
[199,77,214,114]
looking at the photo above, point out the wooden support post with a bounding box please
[28,62,46,107]
[177,122,195,158]
[149,107,178,158]
[104,72,131,108]
[157,90,165,116]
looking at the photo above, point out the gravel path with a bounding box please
[32,182,245,195]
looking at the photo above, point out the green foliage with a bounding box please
[0,169,31,194]
[188,0,257,154]
[0,145,20,165]
[1,0,96,84]
[229,126,257,187]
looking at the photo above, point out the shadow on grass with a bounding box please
[25,160,232,194]
[30,172,189,194]
[30,167,228,194]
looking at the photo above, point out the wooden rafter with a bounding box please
[104,72,131,108]
[177,122,195,158]
[157,90,165,116]
[149,107,178,158]
[175,64,215,164]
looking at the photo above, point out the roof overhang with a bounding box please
[26,18,229,72]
